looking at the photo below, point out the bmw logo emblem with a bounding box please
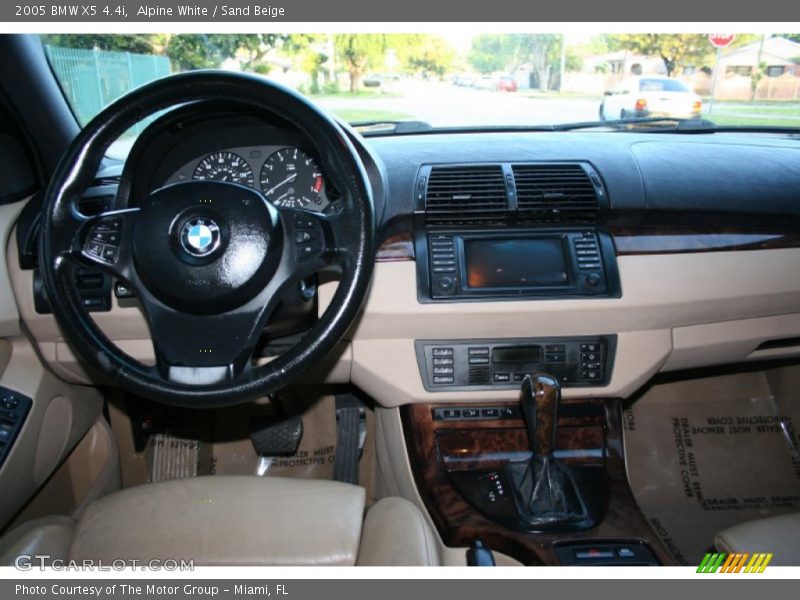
[180,217,221,257]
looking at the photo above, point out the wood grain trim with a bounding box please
[436,427,604,471]
[375,226,800,259]
[402,400,676,566]
[376,232,414,262]
[613,228,800,255]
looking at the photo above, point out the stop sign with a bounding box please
[709,34,735,48]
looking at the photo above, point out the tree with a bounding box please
[163,34,242,71]
[607,34,711,76]
[528,34,562,91]
[391,35,455,78]
[779,34,800,44]
[467,35,510,74]
[234,34,288,71]
[287,34,330,93]
[334,34,387,92]
[468,34,562,90]
[41,34,156,54]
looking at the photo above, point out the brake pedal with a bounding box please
[250,415,303,476]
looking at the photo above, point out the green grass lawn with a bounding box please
[308,90,401,101]
[708,103,800,115]
[704,102,800,127]
[326,107,412,123]
[704,114,800,127]
[518,90,600,101]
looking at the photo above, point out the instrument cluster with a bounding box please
[165,145,329,212]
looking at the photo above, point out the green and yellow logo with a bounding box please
[697,552,773,573]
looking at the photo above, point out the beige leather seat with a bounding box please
[0,476,440,566]
[715,513,800,566]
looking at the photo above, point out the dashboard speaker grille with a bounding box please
[513,164,599,224]
[425,165,508,226]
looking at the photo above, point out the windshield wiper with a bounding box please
[349,120,433,135]
[348,117,800,137]
[548,117,800,134]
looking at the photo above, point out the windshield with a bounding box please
[42,32,800,156]
[638,78,691,92]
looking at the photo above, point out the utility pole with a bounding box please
[752,33,766,102]
[559,35,566,92]
[707,34,736,117]
[327,33,336,85]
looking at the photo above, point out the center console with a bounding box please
[401,392,672,566]
[401,163,654,564]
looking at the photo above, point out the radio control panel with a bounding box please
[415,336,615,391]
[418,229,621,302]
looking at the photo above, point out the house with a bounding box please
[718,36,800,78]
[581,50,665,76]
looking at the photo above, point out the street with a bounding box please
[315,79,601,127]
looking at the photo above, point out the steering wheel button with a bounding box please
[92,231,120,245]
[101,246,118,262]
[96,219,121,232]
[298,239,323,260]
[294,215,316,229]
[295,229,318,243]
[85,241,104,257]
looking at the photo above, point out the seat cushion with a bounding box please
[357,497,440,566]
[715,513,800,566]
[69,476,365,566]
[0,515,75,566]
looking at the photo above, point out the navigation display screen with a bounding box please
[464,238,568,289]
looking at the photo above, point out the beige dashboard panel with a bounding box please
[333,251,800,404]
[345,253,800,340]
[666,312,800,372]
[10,207,800,404]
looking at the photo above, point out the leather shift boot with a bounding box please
[505,454,589,529]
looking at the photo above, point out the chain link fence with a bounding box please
[45,45,172,131]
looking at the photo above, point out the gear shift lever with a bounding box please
[505,374,589,531]
[521,374,558,458]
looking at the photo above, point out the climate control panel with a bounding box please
[415,336,615,391]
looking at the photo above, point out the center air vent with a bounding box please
[513,164,599,224]
[424,165,508,226]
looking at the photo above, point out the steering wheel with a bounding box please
[39,72,375,407]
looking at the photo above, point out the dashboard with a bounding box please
[9,102,800,406]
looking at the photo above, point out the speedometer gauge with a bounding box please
[260,148,323,209]
[193,152,254,186]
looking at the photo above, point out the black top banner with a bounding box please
[3,0,800,23]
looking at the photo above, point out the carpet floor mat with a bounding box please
[623,370,800,565]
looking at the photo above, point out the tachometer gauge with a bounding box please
[193,152,254,186]
[260,148,323,209]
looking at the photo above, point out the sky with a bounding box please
[440,31,595,55]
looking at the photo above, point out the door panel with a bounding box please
[0,197,104,532]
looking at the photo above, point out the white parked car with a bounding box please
[599,76,702,121]
[474,76,496,90]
